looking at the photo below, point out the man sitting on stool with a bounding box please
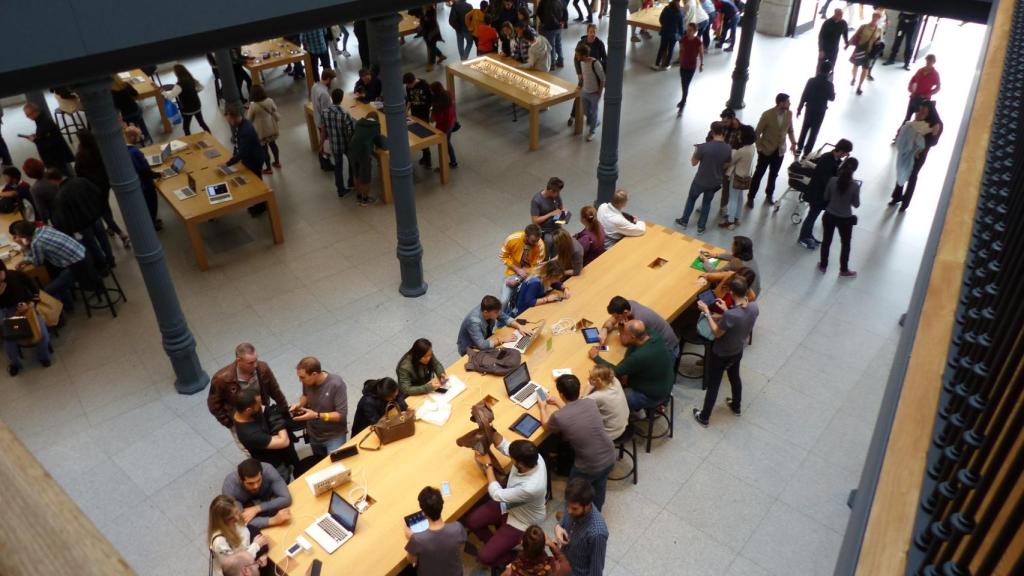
[601,296,680,359]
[221,458,292,530]
[589,320,675,413]
[9,219,97,311]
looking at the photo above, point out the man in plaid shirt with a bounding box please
[9,220,96,310]
[319,88,355,198]
[299,28,333,82]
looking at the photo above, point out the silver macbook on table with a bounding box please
[503,362,547,410]
[504,319,546,354]
[146,143,172,167]
[305,491,359,554]
[160,156,186,179]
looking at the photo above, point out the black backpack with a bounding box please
[464,348,523,375]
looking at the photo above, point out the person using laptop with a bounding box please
[221,459,292,530]
[463,432,548,569]
[588,320,675,412]
[288,356,349,458]
[223,104,267,216]
[232,388,299,481]
[124,126,162,230]
[208,495,268,576]
[538,374,616,510]
[554,479,609,576]
[403,486,467,575]
[512,260,569,317]
[600,296,680,359]
[456,295,521,357]
[351,377,409,436]
[397,338,449,396]
[499,224,546,305]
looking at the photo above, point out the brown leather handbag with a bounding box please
[456,400,508,484]
[358,402,415,451]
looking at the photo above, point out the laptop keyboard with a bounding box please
[513,383,537,403]
[513,333,534,352]
[318,518,349,542]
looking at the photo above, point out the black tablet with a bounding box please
[698,290,717,306]
[404,511,429,533]
[510,413,542,438]
[581,326,601,344]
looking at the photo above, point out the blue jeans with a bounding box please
[45,267,78,309]
[456,29,474,60]
[624,388,667,412]
[581,92,601,135]
[679,181,721,230]
[799,203,824,241]
[570,464,614,510]
[727,182,745,223]
[541,30,563,67]
[310,433,348,458]
[4,309,50,369]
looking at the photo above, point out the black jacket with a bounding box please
[806,152,842,206]
[33,115,74,167]
[537,0,566,31]
[227,119,264,176]
[799,75,836,113]
[53,177,103,234]
[351,381,408,436]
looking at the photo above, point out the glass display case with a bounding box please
[464,57,568,98]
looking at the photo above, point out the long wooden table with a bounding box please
[446,55,583,151]
[626,2,668,32]
[302,93,450,204]
[119,69,172,134]
[264,224,721,575]
[242,38,315,96]
[400,11,421,38]
[140,133,284,270]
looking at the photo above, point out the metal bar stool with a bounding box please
[75,269,127,318]
[54,95,88,143]
[678,324,714,390]
[608,427,638,484]
[632,393,675,454]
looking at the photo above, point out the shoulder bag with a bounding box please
[358,402,416,451]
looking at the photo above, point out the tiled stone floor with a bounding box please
[0,6,984,575]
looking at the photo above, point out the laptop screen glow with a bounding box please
[503,363,529,396]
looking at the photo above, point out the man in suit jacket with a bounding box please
[746,93,798,207]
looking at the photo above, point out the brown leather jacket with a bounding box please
[207,360,287,428]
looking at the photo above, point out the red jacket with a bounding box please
[207,360,287,428]
[432,100,457,133]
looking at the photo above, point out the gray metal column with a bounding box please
[370,13,427,297]
[213,49,242,106]
[727,0,761,109]
[595,0,628,206]
[75,78,209,395]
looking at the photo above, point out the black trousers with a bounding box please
[678,67,697,109]
[309,53,333,83]
[748,150,784,202]
[699,350,743,421]
[891,146,930,209]
[797,108,826,156]
[655,35,677,68]
[887,20,918,65]
[902,94,927,125]
[820,212,854,272]
[181,111,210,136]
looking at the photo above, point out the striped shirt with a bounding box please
[321,105,354,157]
[300,29,328,55]
[558,507,609,576]
[26,225,86,268]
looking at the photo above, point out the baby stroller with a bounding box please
[773,142,834,224]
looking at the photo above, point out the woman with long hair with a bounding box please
[208,495,266,576]
[722,124,756,229]
[847,12,882,95]
[513,259,568,316]
[429,82,458,169]
[819,157,860,277]
[574,204,605,266]
[582,365,629,439]
[550,228,584,278]
[703,235,759,294]
[245,85,282,174]
[503,525,571,576]
[396,338,448,396]
[422,4,447,72]
[74,129,130,248]
[170,64,211,135]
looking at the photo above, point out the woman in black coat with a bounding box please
[351,377,408,436]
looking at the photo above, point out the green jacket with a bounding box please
[396,353,447,396]
[594,333,674,401]
[350,116,388,159]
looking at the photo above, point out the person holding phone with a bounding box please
[208,495,269,576]
[287,357,348,458]
[396,338,448,396]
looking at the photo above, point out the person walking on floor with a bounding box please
[746,93,798,207]
[721,124,756,230]
[537,0,568,68]
[692,275,758,427]
[798,138,852,249]
[577,45,605,142]
[675,122,732,234]
[882,12,921,70]
[652,0,684,71]
[675,23,704,117]
[795,62,836,159]
[890,100,942,212]
[422,5,448,72]
[848,12,883,95]
[818,157,860,277]
[170,64,211,136]
[299,28,333,82]
[893,54,940,140]
[570,24,607,126]
[818,9,849,72]
[698,0,716,49]
[21,102,73,176]
[450,0,476,60]
[245,85,281,175]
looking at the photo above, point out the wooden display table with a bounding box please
[242,38,315,96]
[302,93,450,204]
[119,69,172,134]
[399,11,421,38]
[627,2,668,32]
[263,224,722,575]
[445,55,583,151]
[140,133,284,271]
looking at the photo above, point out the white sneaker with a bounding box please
[586,133,595,142]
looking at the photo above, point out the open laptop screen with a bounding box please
[503,363,529,396]
[170,157,185,172]
[329,492,359,532]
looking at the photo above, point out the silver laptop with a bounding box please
[305,492,359,554]
[147,143,171,166]
[174,173,197,200]
[508,319,546,354]
[503,362,547,410]
[160,156,186,179]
